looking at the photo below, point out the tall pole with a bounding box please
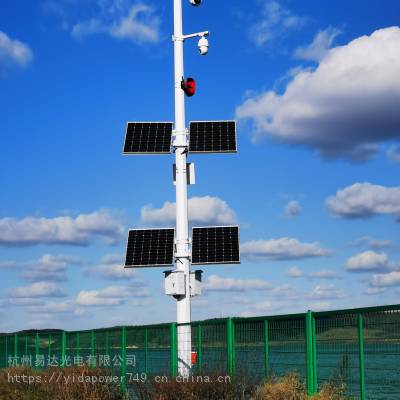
[173,0,192,376]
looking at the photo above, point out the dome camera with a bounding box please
[198,36,209,55]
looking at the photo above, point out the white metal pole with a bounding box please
[173,0,192,376]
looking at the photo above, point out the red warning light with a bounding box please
[181,77,196,97]
[191,351,198,364]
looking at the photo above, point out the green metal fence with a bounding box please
[1,304,399,399]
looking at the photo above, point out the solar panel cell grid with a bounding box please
[123,122,173,154]
[191,226,240,265]
[189,121,237,153]
[125,229,175,268]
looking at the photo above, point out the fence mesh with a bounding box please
[1,304,399,399]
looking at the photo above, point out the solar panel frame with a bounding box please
[124,228,175,268]
[189,120,237,154]
[191,225,241,265]
[123,122,173,155]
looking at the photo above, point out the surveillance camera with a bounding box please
[198,36,209,55]
[189,0,202,6]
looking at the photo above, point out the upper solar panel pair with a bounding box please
[124,226,240,268]
[123,121,237,154]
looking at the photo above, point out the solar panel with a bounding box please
[124,228,175,268]
[189,121,237,153]
[191,226,240,265]
[123,122,173,154]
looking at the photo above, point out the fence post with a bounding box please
[144,327,149,376]
[198,324,202,374]
[227,318,235,377]
[312,316,318,393]
[5,335,8,368]
[48,334,52,366]
[35,333,39,369]
[61,332,66,367]
[25,335,28,359]
[170,323,177,378]
[105,331,110,358]
[264,319,269,381]
[14,333,18,364]
[90,330,95,368]
[76,332,80,358]
[358,313,366,400]
[121,326,127,395]
[306,311,317,396]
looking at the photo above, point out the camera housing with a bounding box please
[198,36,209,55]
[189,0,202,5]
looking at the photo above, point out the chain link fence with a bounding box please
[1,304,399,399]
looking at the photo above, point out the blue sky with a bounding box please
[1,0,400,332]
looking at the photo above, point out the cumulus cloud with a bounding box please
[0,209,124,246]
[72,2,160,44]
[21,254,82,282]
[326,183,400,220]
[204,275,272,292]
[141,196,237,226]
[27,300,78,314]
[364,287,385,295]
[370,271,400,287]
[308,284,344,300]
[8,282,66,298]
[76,285,150,307]
[309,270,340,280]
[241,237,330,261]
[237,27,400,161]
[85,256,139,281]
[387,145,400,164]
[349,236,393,250]
[287,266,303,278]
[0,31,32,72]
[346,250,395,273]
[294,27,341,61]
[285,200,301,217]
[248,1,306,47]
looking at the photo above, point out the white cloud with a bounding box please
[326,183,400,220]
[0,260,17,269]
[364,287,385,295]
[22,254,82,282]
[309,284,344,300]
[350,236,393,250]
[309,270,340,279]
[346,250,394,273]
[204,275,272,292]
[27,300,77,314]
[285,200,301,217]
[72,2,160,44]
[241,237,330,261]
[237,27,400,161]
[294,27,341,62]
[0,31,32,72]
[86,263,138,281]
[309,301,331,311]
[370,271,400,287]
[249,1,306,47]
[141,196,237,226]
[287,266,303,278]
[8,282,66,298]
[76,285,150,307]
[387,145,400,164]
[0,209,124,246]
[84,253,139,280]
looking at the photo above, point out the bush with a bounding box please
[0,366,123,400]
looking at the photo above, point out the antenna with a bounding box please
[122,0,240,377]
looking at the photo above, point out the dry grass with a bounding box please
[255,374,346,400]
[0,366,123,400]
